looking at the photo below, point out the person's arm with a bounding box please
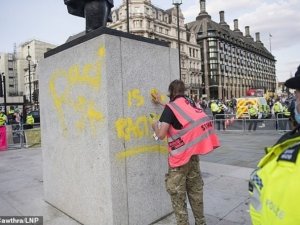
[151,121,170,140]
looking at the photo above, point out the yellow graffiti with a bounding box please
[116,145,168,159]
[150,88,168,104]
[49,46,106,135]
[115,115,155,141]
[128,89,144,107]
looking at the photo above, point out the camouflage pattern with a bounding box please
[165,155,206,225]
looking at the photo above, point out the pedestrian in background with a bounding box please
[215,100,227,131]
[272,98,283,130]
[151,80,220,225]
[0,111,7,126]
[248,104,258,131]
[24,110,34,130]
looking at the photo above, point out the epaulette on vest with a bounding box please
[277,144,300,163]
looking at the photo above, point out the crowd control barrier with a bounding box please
[213,114,292,132]
[7,123,41,149]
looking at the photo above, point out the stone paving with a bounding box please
[0,131,282,225]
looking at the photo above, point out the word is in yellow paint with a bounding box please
[128,89,144,107]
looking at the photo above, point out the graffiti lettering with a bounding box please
[128,89,144,107]
[49,46,105,135]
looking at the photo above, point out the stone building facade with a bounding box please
[109,0,276,100]
[0,40,56,110]
[188,0,276,99]
[108,0,202,100]
[17,40,56,107]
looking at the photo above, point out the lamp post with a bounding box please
[0,73,7,114]
[173,0,182,80]
[26,46,32,105]
[126,0,130,33]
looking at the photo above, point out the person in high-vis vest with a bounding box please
[210,100,219,118]
[248,104,258,131]
[273,99,283,130]
[0,111,7,126]
[249,65,300,225]
[151,80,220,225]
[281,104,291,130]
[24,113,35,129]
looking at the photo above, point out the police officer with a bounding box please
[248,104,258,131]
[216,100,226,131]
[151,80,220,225]
[0,111,7,126]
[272,98,283,130]
[282,104,291,130]
[210,100,219,117]
[249,65,300,225]
[24,112,34,129]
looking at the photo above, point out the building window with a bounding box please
[209,52,217,58]
[209,40,217,47]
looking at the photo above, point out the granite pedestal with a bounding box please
[39,28,178,225]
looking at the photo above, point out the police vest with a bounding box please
[210,102,219,113]
[26,115,34,125]
[166,97,220,168]
[273,102,282,113]
[0,114,6,125]
[283,106,291,117]
[249,128,300,225]
[249,107,258,116]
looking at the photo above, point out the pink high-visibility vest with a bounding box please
[166,97,220,167]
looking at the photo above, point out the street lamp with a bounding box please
[126,0,130,33]
[26,46,32,105]
[0,73,7,114]
[173,0,182,80]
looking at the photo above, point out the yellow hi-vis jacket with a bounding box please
[26,115,34,125]
[210,102,219,113]
[249,128,300,225]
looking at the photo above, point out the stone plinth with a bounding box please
[38,28,178,225]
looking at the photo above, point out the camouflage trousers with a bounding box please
[165,155,206,225]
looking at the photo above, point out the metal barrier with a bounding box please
[8,123,41,149]
[213,114,292,132]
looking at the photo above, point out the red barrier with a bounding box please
[0,126,7,151]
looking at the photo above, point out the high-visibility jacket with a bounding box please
[0,114,6,125]
[249,106,258,117]
[210,102,219,113]
[249,129,300,225]
[273,102,283,113]
[26,115,34,125]
[166,97,220,168]
[283,106,291,117]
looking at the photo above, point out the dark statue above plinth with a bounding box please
[64,0,114,33]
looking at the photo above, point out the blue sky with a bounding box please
[0,0,299,82]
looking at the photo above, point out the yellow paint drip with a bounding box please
[116,145,168,159]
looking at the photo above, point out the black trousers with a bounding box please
[248,116,258,131]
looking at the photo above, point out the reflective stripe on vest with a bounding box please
[167,116,211,141]
[166,97,220,167]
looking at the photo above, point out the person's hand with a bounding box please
[151,89,165,106]
[151,92,161,104]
